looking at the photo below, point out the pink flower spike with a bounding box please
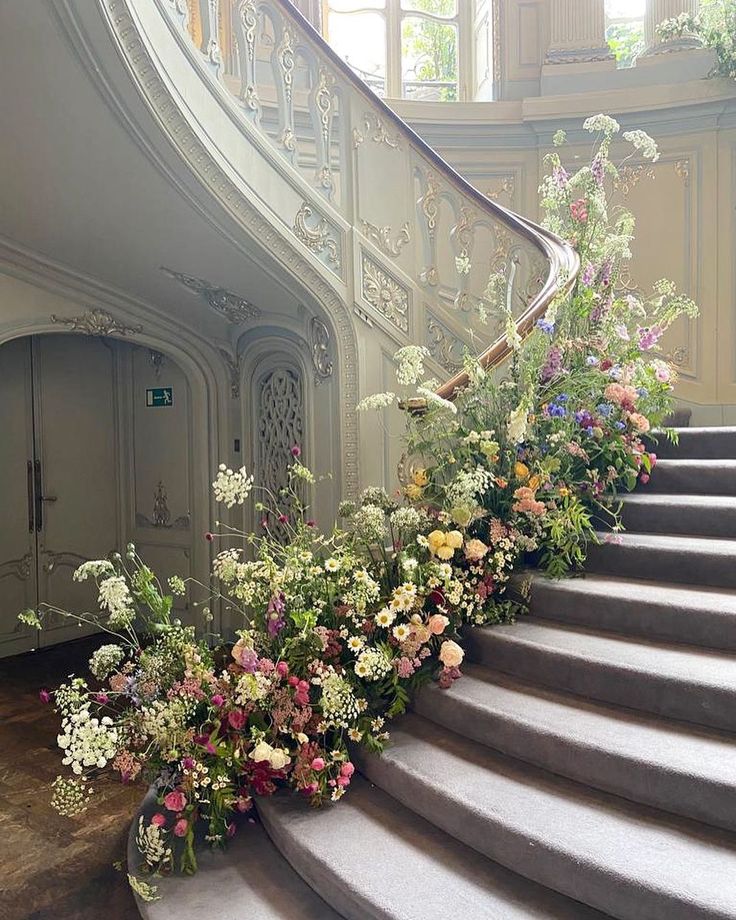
[151,813,167,828]
[311,757,326,771]
[39,689,51,704]
[173,818,189,838]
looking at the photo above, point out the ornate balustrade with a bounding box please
[160,0,576,392]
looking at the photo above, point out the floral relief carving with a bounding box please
[352,111,401,150]
[292,202,341,271]
[314,67,336,194]
[485,176,515,204]
[218,347,243,399]
[136,480,190,530]
[613,164,656,197]
[50,308,142,337]
[310,316,333,385]
[674,159,690,187]
[361,252,409,333]
[360,219,411,258]
[161,268,261,323]
[425,315,466,372]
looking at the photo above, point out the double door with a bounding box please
[0,335,119,656]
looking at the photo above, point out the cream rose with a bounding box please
[464,538,489,562]
[445,530,464,550]
[249,740,274,763]
[428,614,449,636]
[269,748,291,770]
[439,639,464,668]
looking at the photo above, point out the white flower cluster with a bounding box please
[55,678,90,717]
[57,706,119,775]
[98,575,134,628]
[355,647,392,681]
[168,575,186,596]
[139,698,193,749]
[357,391,396,412]
[320,672,362,728]
[583,114,620,136]
[136,816,172,870]
[388,582,418,614]
[395,345,430,386]
[389,506,425,536]
[445,466,495,509]
[343,568,381,616]
[212,464,254,508]
[50,774,93,816]
[622,130,659,162]
[352,503,387,544]
[416,387,458,415]
[89,643,125,680]
[234,672,271,705]
[212,548,243,583]
[73,559,115,582]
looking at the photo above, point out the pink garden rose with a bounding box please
[173,818,189,837]
[151,813,167,828]
[164,790,187,813]
[428,614,450,636]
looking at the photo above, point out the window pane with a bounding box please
[328,11,387,95]
[605,0,645,18]
[401,0,457,16]
[401,16,457,101]
[329,0,385,10]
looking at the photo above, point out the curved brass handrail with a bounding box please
[272,0,579,397]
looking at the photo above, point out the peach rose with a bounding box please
[439,640,464,669]
[464,538,489,562]
[428,614,449,636]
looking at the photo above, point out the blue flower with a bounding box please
[615,421,626,430]
[586,355,599,366]
[536,319,555,335]
[637,387,649,398]
[597,403,613,417]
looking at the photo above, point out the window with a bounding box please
[323,0,471,101]
[605,0,645,68]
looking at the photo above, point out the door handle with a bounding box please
[33,460,43,532]
[41,496,58,503]
[27,460,34,532]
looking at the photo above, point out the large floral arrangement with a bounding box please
[658,0,736,80]
[22,116,697,898]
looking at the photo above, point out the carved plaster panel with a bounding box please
[360,252,409,333]
[425,314,466,372]
[292,202,342,274]
[352,111,401,150]
[218,346,243,399]
[309,316,333,385]
[50,308,142,336]
[135,480,191,529]
[360,220,411,258]
[161,267,261,323]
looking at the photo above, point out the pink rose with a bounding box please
[228,709,247,730]
[336,775,351,787]
[151,813,167,828]
[173,818,189,838]
[640,472,650,485]
[428,614,450,636]
[311,757,325,771]
[163,790,187,813]
[340,762,355,778]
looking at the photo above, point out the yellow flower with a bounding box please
[528,474,542,491]
[427,530,447,553]
[404,483,422,501]
[514,461,530,481]
[451,506,472,527]
[479,440,499,461]
[559,485,570,497]
[435,545,455,560]
[412,468,429,487]
[445,530,463,550]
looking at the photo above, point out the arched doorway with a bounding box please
[0,333,196,656]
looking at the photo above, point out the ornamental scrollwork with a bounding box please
[614,164,656,198]
[485,176,515,204]
[292,203,341,270]
[419,170,440,239]
[310,316,333,385]
[161,267,261,324]
[0,553,33,582]
[352,111,401,150]
[674,159,690,187]
[360,252,409,333]
[426,315,466,372]
[50,308,142,337]
[218,347,243,399]
[277,24,295,107]
[360,220,411,258]
[314,67,336,194]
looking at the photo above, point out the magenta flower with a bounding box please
[227,709,246,731]
[211,694,225,708]
[163,790,187,813]
[95,692,109,705]
[311,757,325,771]
[39,689,51,704]
[290,445,301,457]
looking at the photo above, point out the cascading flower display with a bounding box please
[22,118,697,898]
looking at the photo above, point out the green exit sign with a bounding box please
[146,387,173,407]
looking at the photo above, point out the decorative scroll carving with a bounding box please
[614,164,656,197]
[310,316,333,385]
[161,267,261,323]
[360,220,411,258]
[352,111,401,150]
[314,67,336,194]
[149,350,165,378]
[485,176,515,203]
[292,203,341,270]
[674,159,690,187]
[0,553,33,582]
[236,0,260,115]
[419,170,440,239]
[361,252,409,333]
[218,347,243,399]
[426,315,466,372]
[451,206,475,266]
[666,344,689,367]
[136,480,190,529]
[258,366,304,538]
[277,24,295,106]
[50,308,142,337]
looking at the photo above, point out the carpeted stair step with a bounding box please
[620,493,736,537]
[356,714,736,920]
[529,574,736,649]
[258,777,607,920]
[646,459,736,494]
[650,427,736,460]
[585,531,736,588]
[127,787,341,920]
[467,618,736,731]
[413,665,736,832]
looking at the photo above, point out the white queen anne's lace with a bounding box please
[212,464,254,507]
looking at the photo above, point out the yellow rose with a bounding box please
[439,640,465,669]
[404,483,422,501]
[445,530,464,550]
[514,461,530,481]
[412,468,429,487]
[427,530,447,553]
[435,545,455,561]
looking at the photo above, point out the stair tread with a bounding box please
[481,618,736,688]
[653,458,736,466]
[361,714,736,917]
[421,664,736,777]
[532,573,736,614]
[259,777,606,920]
[620,492,736,508]
[594,530,736,552]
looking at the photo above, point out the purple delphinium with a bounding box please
[540,346,565,383]
[581,263,596,287]
[536,318,555,335]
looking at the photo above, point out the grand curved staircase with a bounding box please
[131,426,736,918]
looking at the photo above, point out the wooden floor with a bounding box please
[0,637,140,920]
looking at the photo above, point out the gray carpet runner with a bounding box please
[131,427,736,919]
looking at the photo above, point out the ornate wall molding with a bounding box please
[309,315,333,385]
[352,111,401,150]
[614,164,656,197]
[50,307,142,336]
[161,267,261,324]
[360,251,409,333]
[674,158,691,187]
[360,220,411,258]
[292,202,342,272]
[136,479,191,529]
[218,346,243,398]
[485,175,516,204]
[425,314,466,372]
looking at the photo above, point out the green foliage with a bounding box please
[658,0,736,79]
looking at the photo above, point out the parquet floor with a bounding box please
[0,637,140,920]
